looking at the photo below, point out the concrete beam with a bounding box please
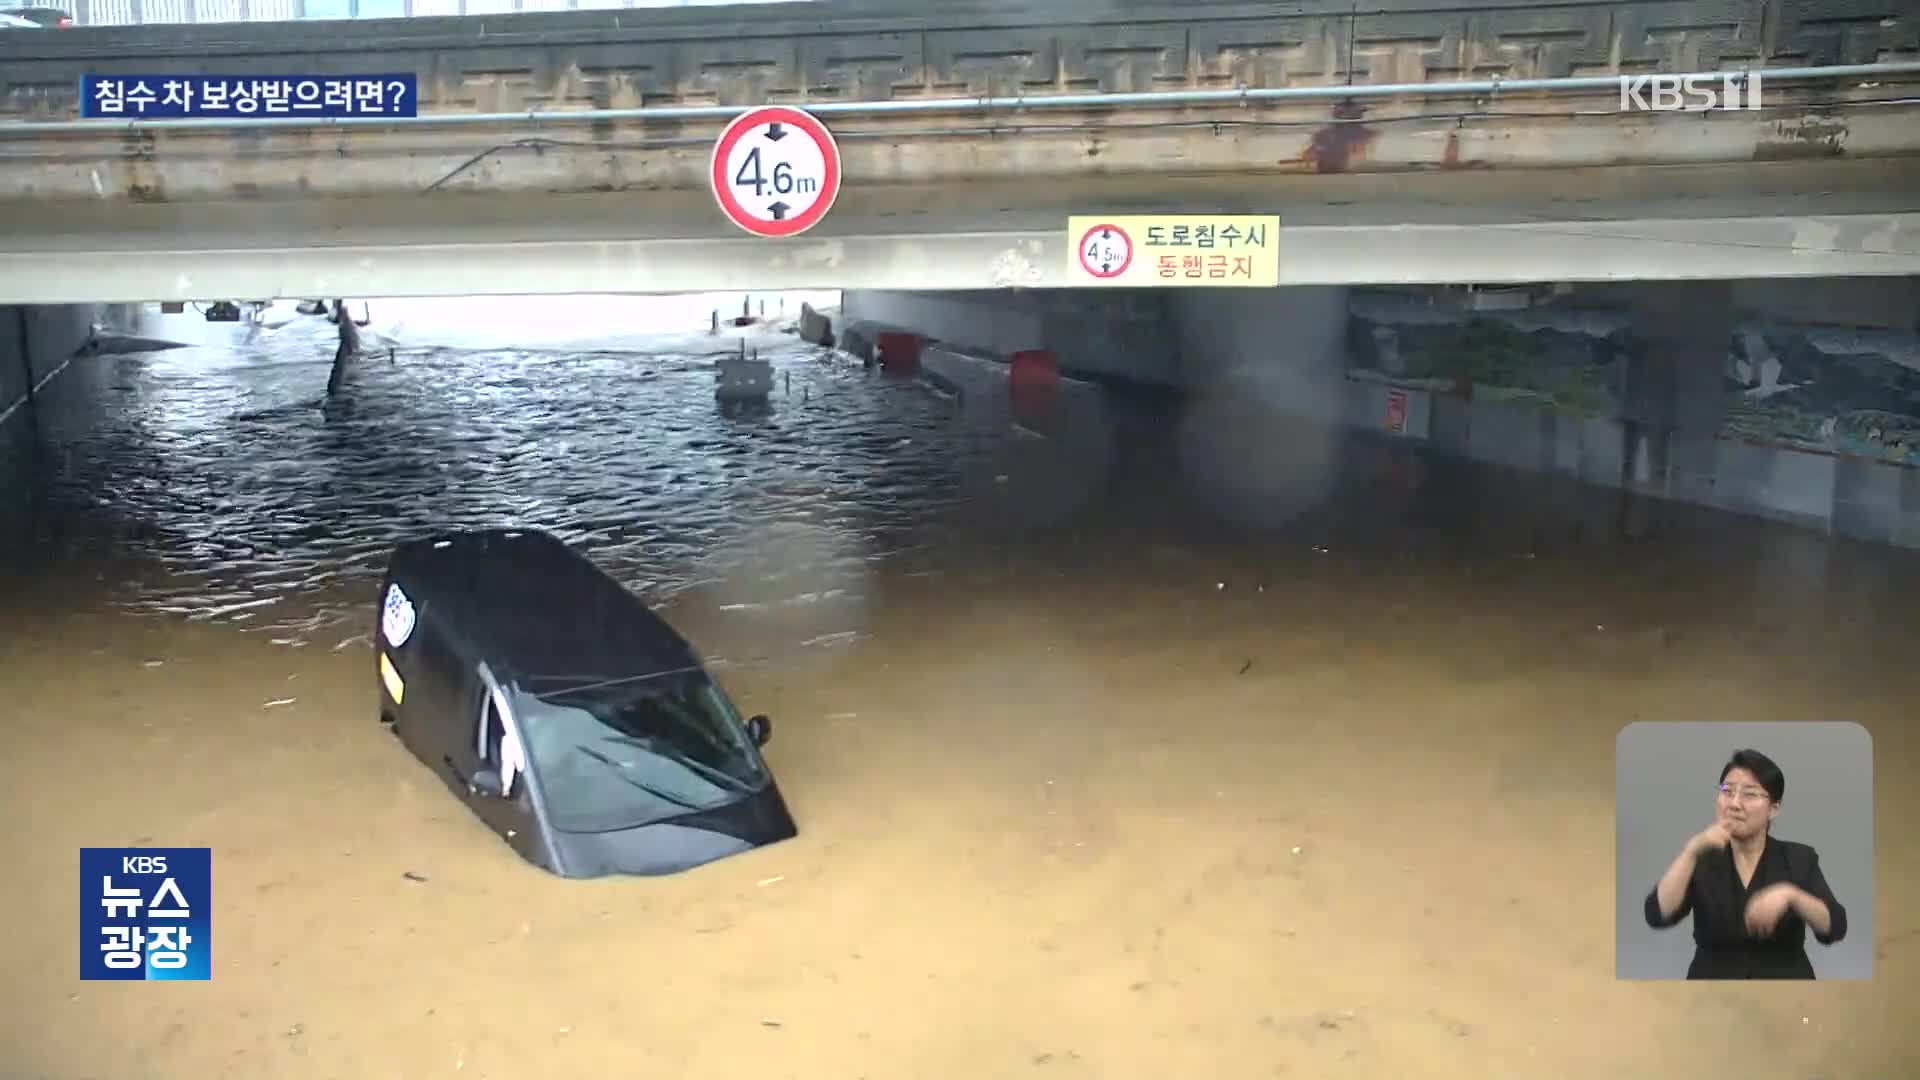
[7,93,1920,207]
[6,153,1918,240]
[5,159,1913,302]
[3,209,1915,304]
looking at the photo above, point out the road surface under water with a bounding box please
[1,296,1915,1079]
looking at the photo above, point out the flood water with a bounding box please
[2,294,1916,1079]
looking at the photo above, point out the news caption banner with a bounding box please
[1066,215,1281,288]
[79,74,418,118]
[80,848,211,981]
[710,105,843,238]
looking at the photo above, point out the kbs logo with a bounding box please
[80,847,212,981]
[1618,73,1764,111]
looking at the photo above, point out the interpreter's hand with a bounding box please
[1688,822,1732,857]
[1745,883,1801,937]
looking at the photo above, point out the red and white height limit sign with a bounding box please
[710,105,843,238]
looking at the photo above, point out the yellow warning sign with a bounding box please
[1067,215,1280,287]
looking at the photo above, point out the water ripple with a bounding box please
[21,313,1051,647]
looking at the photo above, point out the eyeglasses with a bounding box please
[1717,784,1771,802]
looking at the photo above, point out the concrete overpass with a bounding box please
[1,0,1919,300]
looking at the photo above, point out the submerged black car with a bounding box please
[374,527,797,877]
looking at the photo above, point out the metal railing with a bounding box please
[63,0,764,25]
[13,60,1920,135]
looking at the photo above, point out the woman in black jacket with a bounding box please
[1645,748,1848,979]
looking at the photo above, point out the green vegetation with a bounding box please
[1351,313,1920,461]
[1359,316,1620,418]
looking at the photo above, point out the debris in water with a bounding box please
[758,875,785,887]
[191,595,280,620]
[263,698,297,708]
[403,871,428,883]
[1238,659,1252,675]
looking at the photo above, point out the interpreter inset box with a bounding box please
[1615,721,1872,981]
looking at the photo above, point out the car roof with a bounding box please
[385,528,704,690]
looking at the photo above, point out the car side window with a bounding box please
[479,692,506,765]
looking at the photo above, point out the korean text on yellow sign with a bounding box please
[1066,215,1280,287]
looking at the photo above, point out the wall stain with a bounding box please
[1753,117,1848,161]
[1299,99,1374,174]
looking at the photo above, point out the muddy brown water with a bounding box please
[1,305,1915,1079]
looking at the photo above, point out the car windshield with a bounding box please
[510,668,771,833]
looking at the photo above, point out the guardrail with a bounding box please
[11,62,1920,134]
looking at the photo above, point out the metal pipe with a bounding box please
[5,59,1920,136]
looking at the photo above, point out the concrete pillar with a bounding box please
[1163,287,1353,528]
[1622,281,1733,505]
[0,307,38,448]
[1730,276,1920,332]
[0,305,97,442]
[1168,286,1350,391]
[327,299,362,397]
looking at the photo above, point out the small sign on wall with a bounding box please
[1386,388,1409,434]
[1376,384,1431,439]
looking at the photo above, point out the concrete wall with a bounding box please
[851,283,1920,549]
[842,290,1182,390]
[844,287,1352,395]
[15,0,1912,121]
[0,304,103,443]
[1574,277,1920,332]
[11,0,1920,213]
[1377,391,1920,547]
[0,303,115,544]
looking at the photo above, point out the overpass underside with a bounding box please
[2,0,1919,300]
[2,154,1919,302]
